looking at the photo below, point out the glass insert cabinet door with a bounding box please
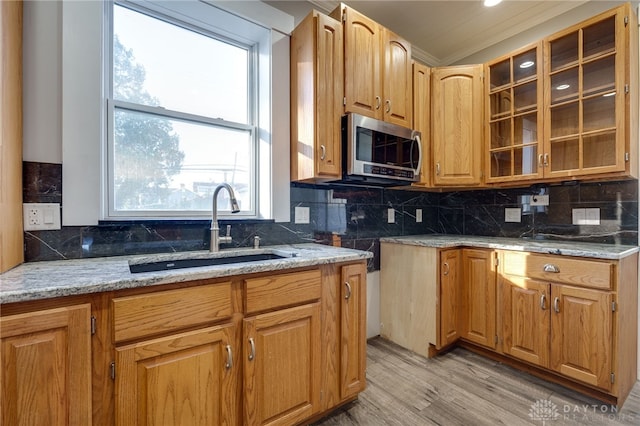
[543,9,627,178]
[486,42,544,182]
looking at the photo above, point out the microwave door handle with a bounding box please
[414,134,422,177]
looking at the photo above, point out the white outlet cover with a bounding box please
[572,208,586,225]
[23,203,61,231]
[504,208,521,223]
[584,208,600,225]
[294,206,310,224]
[416,209,423,223]
[387,208,395,223]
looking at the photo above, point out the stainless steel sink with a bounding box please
[129,252,291,273]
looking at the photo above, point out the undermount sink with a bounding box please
[129,252,291,273]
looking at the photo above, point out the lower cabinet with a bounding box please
[460,249,496,349]
[0,304,93,426]
[115,324,238,426]
[243,303,321,426]
[340,263,367,399]
[380,241,638,406]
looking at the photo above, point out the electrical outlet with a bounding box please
[504,208,521,223]
[23,203,61,231]
[416,209,423,223]
[387,208,395,223]
[530,194,549,206]
[584,208,600,225]
[294,206,310,224]
[572,208,586,225]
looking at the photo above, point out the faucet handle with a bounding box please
[225,225,231,237]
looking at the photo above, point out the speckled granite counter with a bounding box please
[379,235,638,260]
[0,244,372,304]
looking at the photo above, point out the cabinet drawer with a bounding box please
[112,282,232,343]
[502,251,612,289]
[245,269,321,315]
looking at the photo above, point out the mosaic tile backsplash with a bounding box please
[23,161,638,271]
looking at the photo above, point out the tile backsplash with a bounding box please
[22,161,638,270]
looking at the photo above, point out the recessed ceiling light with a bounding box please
[556,84,570,90]
[484,0,503,7]
[519,61,535,69]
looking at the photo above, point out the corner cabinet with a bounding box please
[543,4,638,180]
[330,3,412,128]
[432,65,484,187]
[1,304,93,425]
[290,11,343,183]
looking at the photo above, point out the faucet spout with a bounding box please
[210,183,240,252]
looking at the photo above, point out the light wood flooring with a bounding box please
[312,337,640,425]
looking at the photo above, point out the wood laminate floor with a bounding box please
[312,337,640,425]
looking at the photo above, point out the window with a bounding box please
[106,1,269,219]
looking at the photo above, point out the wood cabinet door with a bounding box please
[115,324,238,426]
[315,12,344,177]
[382,29,412,128]
[550,284,612,390]
[290,11,343,182]
[340,263,367,400]
[438,249,461,348]
[461,249,496,349]
[342,6,381,119]
[243,303,321,426]
[1,304,92,426]
[500,277,550,367]
[432,65,484,186]
[412,62,431,187]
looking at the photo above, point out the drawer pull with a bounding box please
[443,262,450,276]
[540,294,547,310]
[344,282,352,300]
[248,338,255,361]
[225,345,232,370]
[543,263,560,273]
[553,297,560,313]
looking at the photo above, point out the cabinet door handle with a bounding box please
[375,96,381,110]
[436,162,441,176]
[538,154,544,168]
[540,294,547,310]
[248,338,255,361]
[543,263,560,273]
[553,297,560,313]
[344,281,352,300]
[543,153,549,167]
[443,262,450,276]
[225,345,233,370]
[385,99,391,113]
[320,144,326,161]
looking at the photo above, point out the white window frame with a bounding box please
[105,0,267,220]
[60,0,292,225]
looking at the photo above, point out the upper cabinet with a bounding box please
[290,11,344,183]
[331,3,413,128]
[543,4,638,181]
[432,65,484,187]
[485,42,544,183]
[412,62,432,187]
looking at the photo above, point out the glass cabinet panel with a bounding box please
[545,7,625,177]
[486,44,542,181]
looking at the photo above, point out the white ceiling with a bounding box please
[264,1,631,66]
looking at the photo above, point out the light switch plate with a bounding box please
[416,209,423,223]
[387,208,395,223]
[294,206,310,224]
[584,208,600,225]
[572,208,586,225]
[505,208,521,223]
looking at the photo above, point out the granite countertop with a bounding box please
[0,244,372,304]
[379,235,639,260]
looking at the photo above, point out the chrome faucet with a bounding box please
[210,183,240,252]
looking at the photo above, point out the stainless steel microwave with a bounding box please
[343,113,422,184]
